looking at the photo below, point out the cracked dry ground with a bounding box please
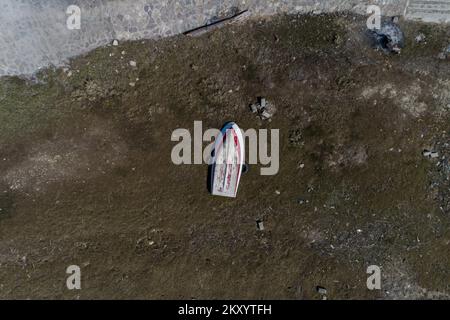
[0,13,449,299]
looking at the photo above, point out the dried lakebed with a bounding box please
[0,13,449,299]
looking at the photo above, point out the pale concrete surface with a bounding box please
[0,0,446,77]
[405,0,450,23]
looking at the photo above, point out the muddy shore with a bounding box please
[0,13,449,299]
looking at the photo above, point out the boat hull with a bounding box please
[210,122,245,198]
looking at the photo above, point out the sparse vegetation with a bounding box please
[0,13,449,299]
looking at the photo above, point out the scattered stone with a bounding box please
[438,45,450,60]
[275,190,281,195]
[260,97,267,108]
[184,9,250,37]
[256,220,265,231]
[129,82,136,87]
[369,17,405,54]
[289,129,303,146]
[75,242,88,250]
[249,97,275,120]
[129,60,137,67]
[260,110,273,120]
[316,286,327,295]
[430,134,450,215]
[415,33,426,43]
[423,149,439,159]
[112,39,119,46]
[444,44,450,54]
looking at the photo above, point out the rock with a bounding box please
[129,60,137,67]
[249,97,275,120]
[445,45,450,54]
[260,110,272,120]
[112,39,119,46]
[316,286,327,295]
[415,33,426,43]
[423,149,439,159]
[370,18,405,54]
[256,220,265,231]
[438,45,450,60]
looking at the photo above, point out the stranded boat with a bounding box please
[209,122,245,198]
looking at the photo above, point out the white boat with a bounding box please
[209,122,245,198]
